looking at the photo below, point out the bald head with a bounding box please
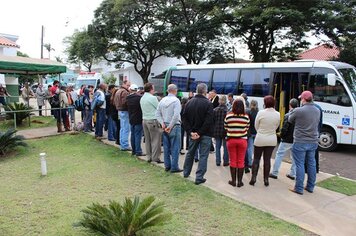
[167,84,178,95]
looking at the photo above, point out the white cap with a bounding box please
[129,84,138,91]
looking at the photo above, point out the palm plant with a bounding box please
[4,102,33,125]
[0,129,27,156]
[76,196,171,236]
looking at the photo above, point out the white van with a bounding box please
[75,72,103,93]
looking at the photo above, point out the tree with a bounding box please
[17,51,29,57]
[64,29,102,72]
[310,0,355,66]
[92,0,169,83]
[220,0,318,62]
[162,0,224,64]
[43,43,55,60]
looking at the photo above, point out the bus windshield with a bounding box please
[338,68,356,102]
[75,79,97,90]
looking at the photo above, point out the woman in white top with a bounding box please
[249,95,280,187]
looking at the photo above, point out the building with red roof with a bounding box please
[299,44,340,61]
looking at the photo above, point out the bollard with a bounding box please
[40,153,47,176]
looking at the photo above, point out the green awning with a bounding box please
[0,55,67,75]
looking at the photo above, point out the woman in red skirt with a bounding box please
[224,98,250,187]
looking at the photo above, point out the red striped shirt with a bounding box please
[224,113,250,138]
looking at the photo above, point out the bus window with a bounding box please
[309,71,352,107]
[212,69,239,94]
[188,70,212,92]
[170,70,189,92]
[238,69,270,96]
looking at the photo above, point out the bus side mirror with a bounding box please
[327,73,336,86]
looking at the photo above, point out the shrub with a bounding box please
[76,196,171,236]
[4,102,33,125]
[0,129,27,156]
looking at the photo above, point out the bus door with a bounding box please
[272,72,306,128]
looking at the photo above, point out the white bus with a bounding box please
[75,72,103,93]
[164,60,356,151]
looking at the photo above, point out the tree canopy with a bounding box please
[162,0,224,64]
[91,0,169,83]
[64,29,102,72]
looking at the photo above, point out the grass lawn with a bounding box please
[0,134,309,236]
[0,115,56,131]
[317,176,356,196]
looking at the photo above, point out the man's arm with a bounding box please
[168,100,181,129]
[182,102,192,133]
[155,101,164,127]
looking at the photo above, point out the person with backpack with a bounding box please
[269,98,298,180]
[54,85,70,132]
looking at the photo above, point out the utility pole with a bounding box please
[40,25,44,59]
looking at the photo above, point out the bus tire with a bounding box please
[318,127,337,152]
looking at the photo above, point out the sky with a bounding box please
[0,0,103,60]
[0,0,325,63]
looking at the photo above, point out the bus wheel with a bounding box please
[319,127,337,152]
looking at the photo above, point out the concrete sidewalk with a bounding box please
[20,128,356,236]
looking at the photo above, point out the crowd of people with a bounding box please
[6,79,322,194]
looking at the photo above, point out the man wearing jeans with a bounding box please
[183,83,214,185]
[114,80,131,151]
[288,91,321,195]
[156,84,182,173]
[94,83,107,139]
[269,98,298,180]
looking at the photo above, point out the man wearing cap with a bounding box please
[156,84,183,173]
[127,84,144,156]
[114,80,131,151]
[288,91,321,195]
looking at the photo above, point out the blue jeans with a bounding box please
[131,124,143,155]
[245,134,255,167]
[108,116,117,141]
[183,135,211,181]
[271,142,296,177]
[162,125,181,171]
[68,105,75,122]
[194,144,200,161]
[215,138,229,165]
[95,108,106,137]
[119,111,130,150]
[292,142,318,193]
[83,109,92,132]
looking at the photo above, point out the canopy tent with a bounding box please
[0,54,66,75]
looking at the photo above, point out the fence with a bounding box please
[0,106,77,130]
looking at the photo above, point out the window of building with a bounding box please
[238,69,270,96]
[170,70,189,92]
[188,70,212,92]
[212,69,239,94]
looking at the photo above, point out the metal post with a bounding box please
[41,26,44,59]
[40,153,47,176]
[14,112,17,130]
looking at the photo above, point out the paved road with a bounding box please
[320,145,356,180]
